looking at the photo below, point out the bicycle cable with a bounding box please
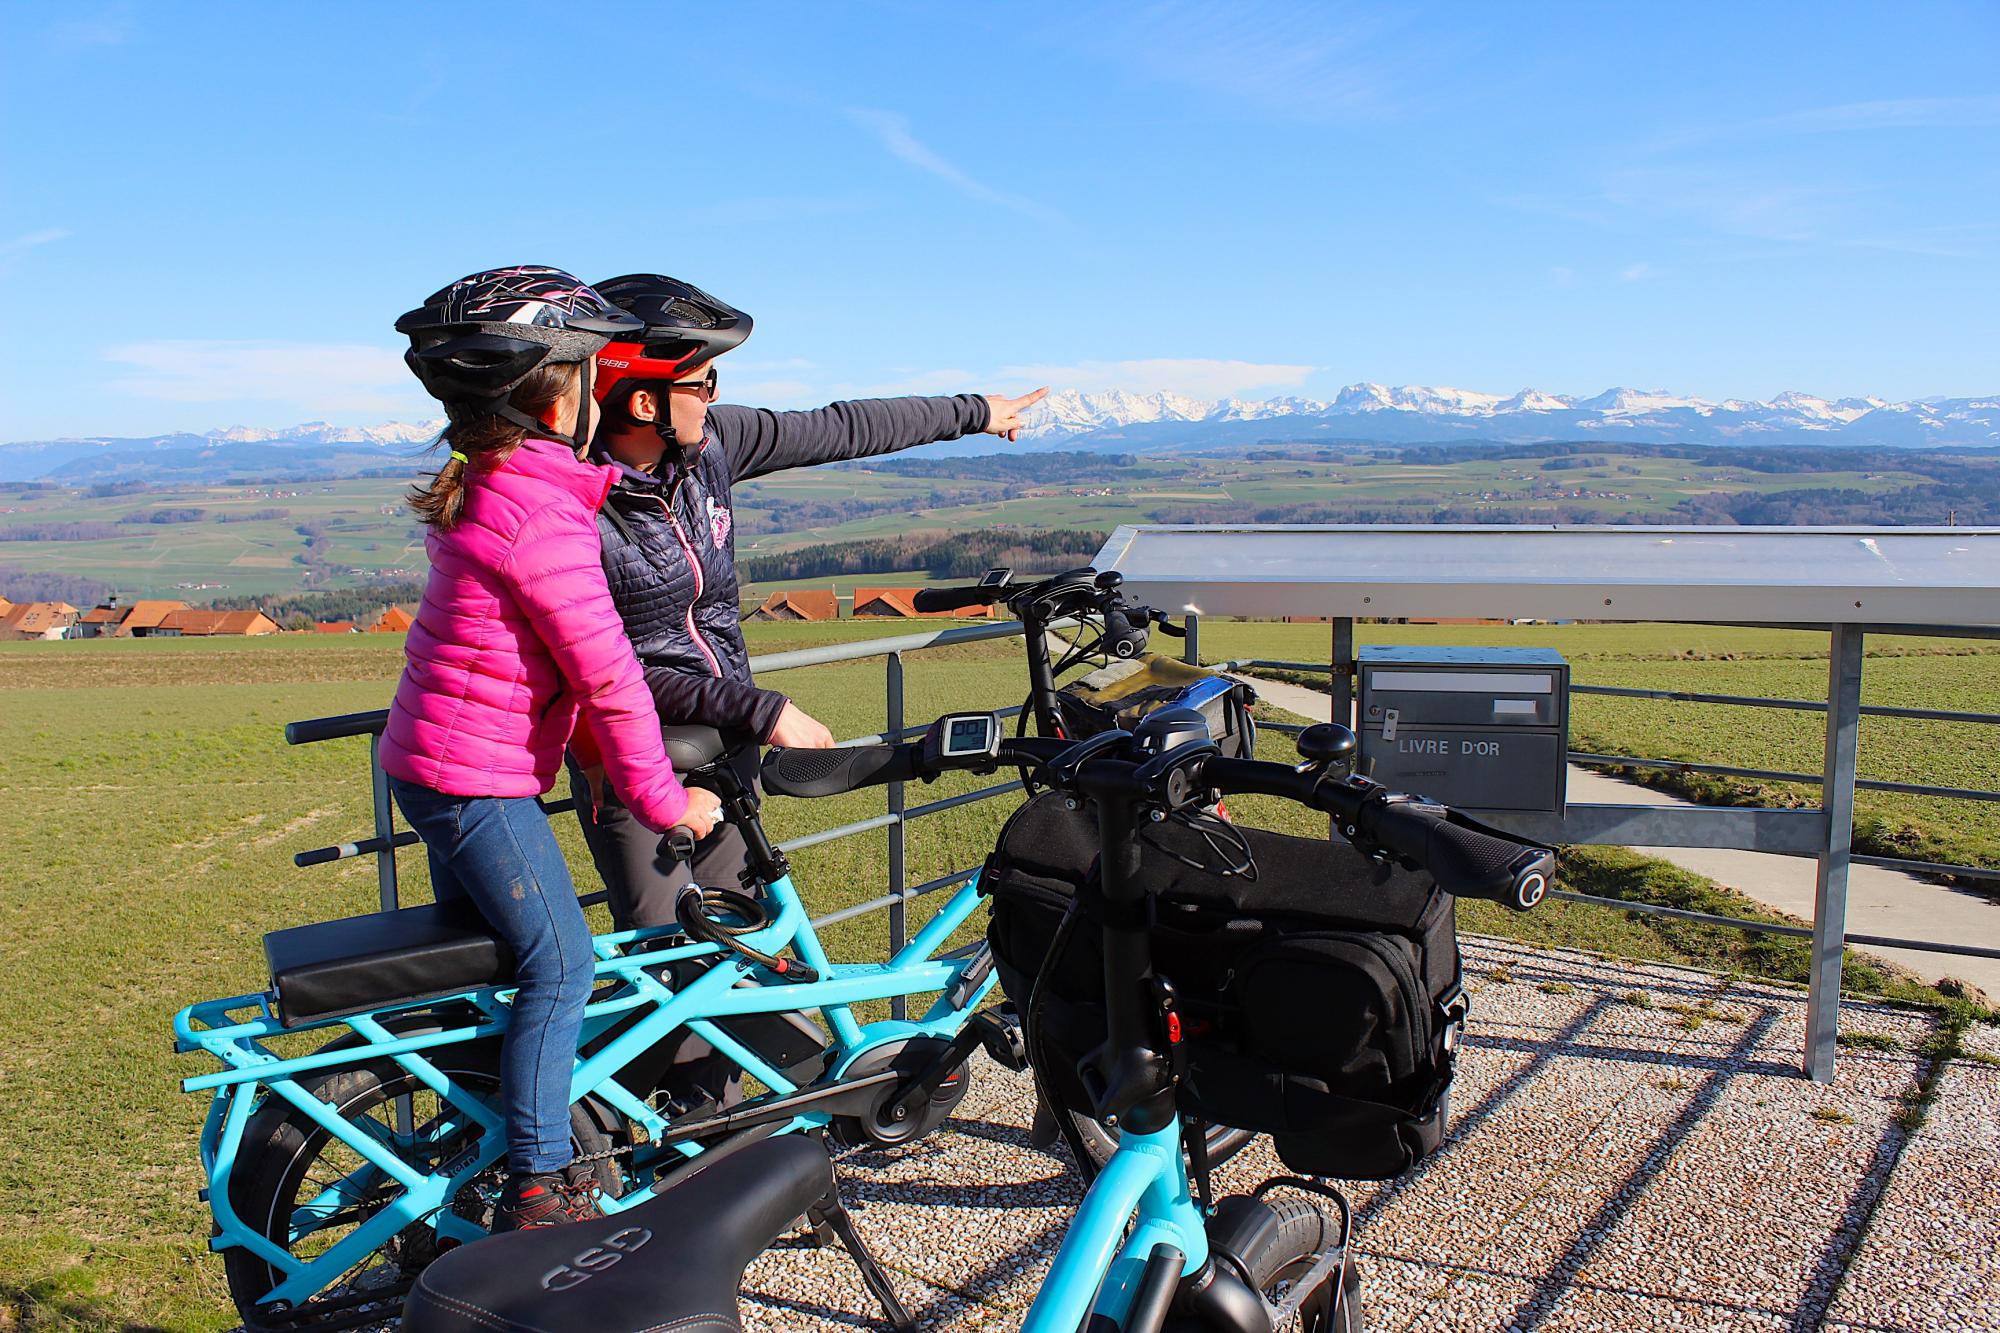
[673,884,820,982]
[1142,807,1260,881]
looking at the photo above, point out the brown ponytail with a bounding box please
[408,362,582,531]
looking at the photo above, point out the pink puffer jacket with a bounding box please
[380,437,690,833]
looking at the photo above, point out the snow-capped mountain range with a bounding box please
[1005,385,1998,451]
[3,387,1996,482]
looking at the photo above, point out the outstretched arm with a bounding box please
[712,387,1049,482]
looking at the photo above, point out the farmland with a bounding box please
[1200,620,2000,884]
[1,622,1991,1328]
[0,442,1966,603]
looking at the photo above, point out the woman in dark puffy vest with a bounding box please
[569,272,1047,932]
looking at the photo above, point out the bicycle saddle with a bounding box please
[403,1132,833,1333]
[662,724,757,775]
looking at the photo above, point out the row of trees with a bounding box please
[737,527,1110,583]
[845,451,1141,482]
[0,565,111,606]
[209,579,426,624]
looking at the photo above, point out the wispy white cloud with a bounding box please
[846,108,1063,224]
[1048,0,1415,121]
[1757,94,2000,135]
[104,340,421,415]
[1650,95,2000,152]
[0,228,69,274]
[759,359,1313,407]
[994,358,1316,399]
[1550,265,1575,288]
[1620,262,1653,282]
[726,379,820,404]
[47,10,132,52]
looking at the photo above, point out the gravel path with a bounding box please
[733,939,1999,1331]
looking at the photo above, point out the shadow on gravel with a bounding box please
[1357,996,1616,1231]
[1504,1009,1783,1331]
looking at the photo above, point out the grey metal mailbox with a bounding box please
[1357,646,1569,814]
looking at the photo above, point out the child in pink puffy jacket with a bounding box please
[382,266,722,1231]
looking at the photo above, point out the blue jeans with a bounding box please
[389,777,593,1175]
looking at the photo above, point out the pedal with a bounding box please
[945,941,997,1010]
[970,1005,1029,1072]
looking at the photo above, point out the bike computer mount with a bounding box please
[922,712,1002,770]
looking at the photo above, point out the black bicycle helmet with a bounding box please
[591,274,752,460]
[397,266,642,453]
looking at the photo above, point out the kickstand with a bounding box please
[809,1173,916,1333]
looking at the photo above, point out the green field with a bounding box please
[1198,620,2000,882]
[0,445,1951,602]
[0,624,1990,1329]
[0,478,419,600]
[732,451,1935,553]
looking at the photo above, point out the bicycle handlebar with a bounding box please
[911,585,998,613]
[1187,755,1549,909]
[762,744,924,799]
[760,731,1551,909]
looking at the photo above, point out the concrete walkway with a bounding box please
[740,941,2000,1331]
[1240,675,2000,997]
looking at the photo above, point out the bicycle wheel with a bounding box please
[1241,1196,1362,1333]
[221,1046,618,1329]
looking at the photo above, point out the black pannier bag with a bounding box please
[983,792,1466,1180]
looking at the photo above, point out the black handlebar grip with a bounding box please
[760,744,923,798]
[911,585,995,612]
[1362,799,1554,910]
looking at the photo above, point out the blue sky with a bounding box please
[2,1,1996,440]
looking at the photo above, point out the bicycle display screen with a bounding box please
[926,712,1001,765]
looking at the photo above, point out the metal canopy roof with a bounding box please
[1092,525,2000,625]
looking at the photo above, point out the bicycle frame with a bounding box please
[174,864,997,1311]
[1025,1119,1212,1332]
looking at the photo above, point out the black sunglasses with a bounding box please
[668,366,719,401]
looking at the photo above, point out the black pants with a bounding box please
[567,755,755,931]
[568,755,755,1109]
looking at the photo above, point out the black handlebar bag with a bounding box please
[1054,656,1259,760]
[983,792,1466,1180]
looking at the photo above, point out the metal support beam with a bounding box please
[1807,624,1865,1081]
[885,651,907,1021]
[1330,617,1355,727]
[1473,804,1826,855]
[368,733,399,913]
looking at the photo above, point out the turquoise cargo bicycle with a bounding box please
[174,721,1026,1332]
[403,707,1555,1332]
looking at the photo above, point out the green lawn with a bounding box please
[0,449,1956,599]
[1195,620,2000,880]
[0,623,1989,1329]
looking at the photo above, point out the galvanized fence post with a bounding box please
[1806,624,1865,1081]
[1182,613,1201,666]
[368,733,400,912]
[1330,617,1355,728]
[886,650,908,1021]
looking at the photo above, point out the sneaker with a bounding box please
[493,1161,605,1232]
